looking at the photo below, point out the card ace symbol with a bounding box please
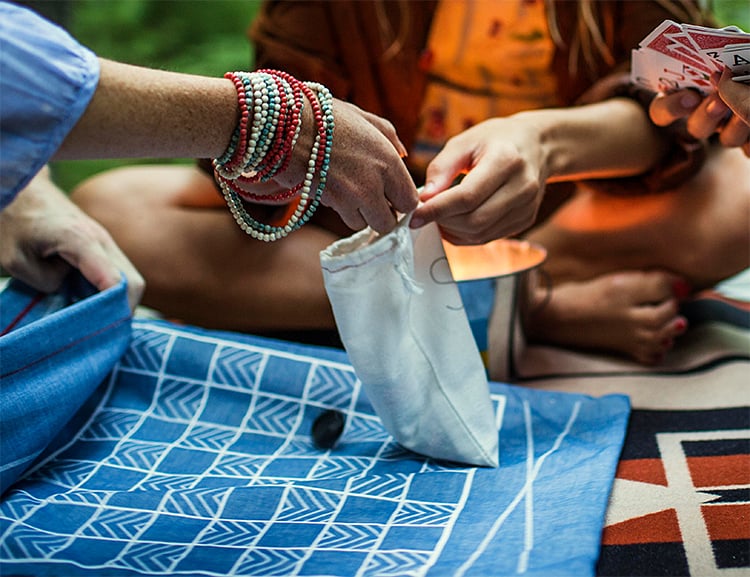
[721,44,750,75]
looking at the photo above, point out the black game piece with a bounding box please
[312,409,345,450]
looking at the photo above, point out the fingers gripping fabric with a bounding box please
[320,216,499,467]
[0,273,132,493]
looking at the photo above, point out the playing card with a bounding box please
[631,47,713,94]
[663,30,717,72]
[632,21,750,94]
[682,24,750,71]
[640,20,714,73]
[720,43,750,76]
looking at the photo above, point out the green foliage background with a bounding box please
[46,0,262,192]
[712,0,750,30]
[43,0,750,192]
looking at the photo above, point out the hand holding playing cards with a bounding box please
[649,68,750,155]
[633,20,750,155]
[715,66,750,155]
[716,66,750,124]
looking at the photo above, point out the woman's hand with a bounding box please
[257,99,419,234]
[649,68,750,156]
[409,117,548,245]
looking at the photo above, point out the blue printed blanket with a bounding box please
[0,277,630,576]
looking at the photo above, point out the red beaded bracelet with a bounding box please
[213,70,334,242]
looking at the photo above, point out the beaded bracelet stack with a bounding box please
[212,69,334,242]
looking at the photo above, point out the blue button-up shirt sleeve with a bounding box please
[0,2,100,210]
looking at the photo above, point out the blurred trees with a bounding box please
[711,0,750,29]
[50,0,261,191]
[46,0,750,191]
[69,0,260,76]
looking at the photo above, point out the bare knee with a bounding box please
[72,164,219,230]
[72,166,152,219]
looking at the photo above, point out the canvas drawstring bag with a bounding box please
[320,214,498,467]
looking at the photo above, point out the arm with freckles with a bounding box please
[54,59,240,161]
[57,60,417,234]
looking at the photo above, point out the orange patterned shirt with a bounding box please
[411,0,559,173]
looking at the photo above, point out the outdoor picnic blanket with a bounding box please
[598,398,749,576]
[0,273,132,494]
[0,274,630,576]
[512,275,750,576]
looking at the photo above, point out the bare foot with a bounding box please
[526,270,690,365]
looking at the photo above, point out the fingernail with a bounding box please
[661,337,674,349]
[674,317,688,333]
[680,91,700,109]
[706,98,729,117]
[410,216,425,228]
[423,181,435,196]
[672,278,692,299]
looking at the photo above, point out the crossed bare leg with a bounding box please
[524,146,750,364]
[72,146,748,365]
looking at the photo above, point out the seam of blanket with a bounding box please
[0,291,44,336]
[512,355,750,382]
[0,315,131,379]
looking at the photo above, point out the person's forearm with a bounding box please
[54,59,238,160]
[514,98,670,183]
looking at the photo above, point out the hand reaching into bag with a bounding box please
[252,99,419,234]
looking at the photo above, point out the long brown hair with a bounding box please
[376,0,710,74]
[544,0,708,74]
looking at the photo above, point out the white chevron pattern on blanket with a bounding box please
[1,320,629,576]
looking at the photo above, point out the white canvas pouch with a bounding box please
[320,214,499,467]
